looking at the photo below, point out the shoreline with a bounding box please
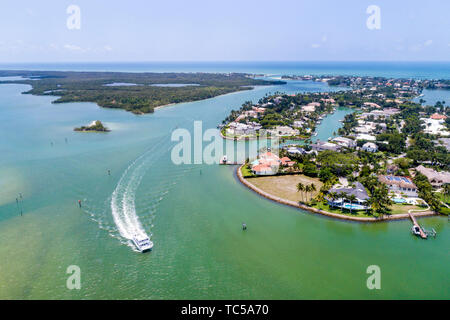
[153,84,277,114]
[236,164,437,222]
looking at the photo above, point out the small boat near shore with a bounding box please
[411,225,422,237]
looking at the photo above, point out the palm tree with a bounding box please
[310,183,316,193]
[297,182,305,203]
[329,192,338,209]
[338,192,348,213]
[305,184,312,202]
[348,194,357,215]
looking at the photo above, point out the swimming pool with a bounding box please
[342,203,367,210]
[392,198,407,204]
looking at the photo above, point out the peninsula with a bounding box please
[0,70,284,114]
[223,75,450,221]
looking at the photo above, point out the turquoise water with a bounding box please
[0,64,449,299]
[1,61,450,79]
[414,89,450,107]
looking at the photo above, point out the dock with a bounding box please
[408,212,427,239]
[219,161,244,165]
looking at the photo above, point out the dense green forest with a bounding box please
[0,71,284,114]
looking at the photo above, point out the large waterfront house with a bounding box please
[286,146,307,156]
[362,142,378,152]
[267,126,299,137]
[331,136,357,148]
[326,181,370,209]
[359,108,400,120]
[415,165,450,187]
[251,152,280,176]
[378,175,418,197]
[226,122,261,136]
[421,116,449,136]
[355,133,376,141]
[310,140,342,152]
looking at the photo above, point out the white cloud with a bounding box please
[311,43,320,48]
[64,44,84,52]
[424,40,433,46]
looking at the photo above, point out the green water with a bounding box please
[0,80,448,299]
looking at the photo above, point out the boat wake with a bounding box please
[109,138,168,247]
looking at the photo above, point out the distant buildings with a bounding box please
[415,165,450,187]
[378,175,418,197]
[359,108,400,119]
[301,104,317,113]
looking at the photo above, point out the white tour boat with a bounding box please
[132,234,154,252]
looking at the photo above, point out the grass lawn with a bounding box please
[312,202,375,218]
[389,204,427,215]
[247,174,322,203]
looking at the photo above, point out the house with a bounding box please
[430,113,447,120]
[226,122,260,136]
[421,118,449,136]
[280,157,296,167]
[251,152,280,175]
[310,140,342,152]
[359,108,400,120]
[326,181,370,209]
[355,134,376,141]
[331,137,357,148]
[415,165,450,187]
[293,120,304,128]
[268,126,299,137]
[286,147,307,156]
[362,142,378,152]
[378,175,418,197]
[251,164,278,175]
[386,164,399,174]
[301,105,316,113]
[363,102,382,109]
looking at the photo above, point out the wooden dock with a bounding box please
[219,161,244,165]
[409,212,427,239]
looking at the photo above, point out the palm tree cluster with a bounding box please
[297,182,317,203]
[327,191,358,214]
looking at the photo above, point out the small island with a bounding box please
[74,120,110,132]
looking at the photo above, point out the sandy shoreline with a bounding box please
[236,164,437,222]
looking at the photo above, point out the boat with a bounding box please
[411,225,421,237]
[132,234,154,252]
[220,155,228,165]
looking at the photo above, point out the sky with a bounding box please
[0,0,448,62]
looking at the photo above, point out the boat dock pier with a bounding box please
[219,155,243,165]
[409,212,432,239]
[219,161,244,165]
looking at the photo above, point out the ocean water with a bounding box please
[1,61,450,79]
[0,63,448,299]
